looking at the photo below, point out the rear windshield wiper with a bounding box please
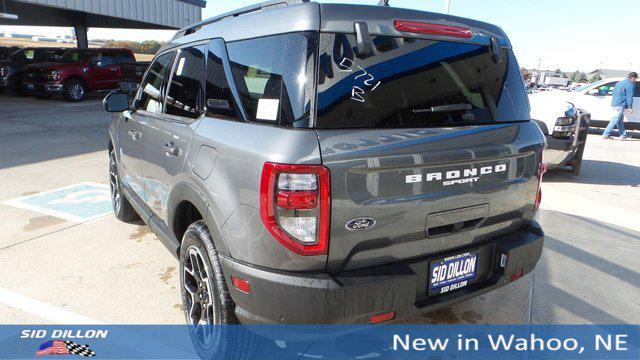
[413,103,473,114]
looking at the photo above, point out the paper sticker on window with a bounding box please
[256,99,279,121]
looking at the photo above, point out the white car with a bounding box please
[568,77,640,130]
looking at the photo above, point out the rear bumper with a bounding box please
[219,222,544,324]
[544,134,576,168]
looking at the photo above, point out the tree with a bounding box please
[577,72,588,82]
[589,74,602,83]
[570,71,581,82]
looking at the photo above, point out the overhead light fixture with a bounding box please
[0,13,19,20]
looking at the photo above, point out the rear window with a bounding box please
[226,32,316,127]
[316,34,530,129]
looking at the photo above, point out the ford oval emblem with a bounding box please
[345,217,376,231]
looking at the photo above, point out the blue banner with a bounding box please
[0,325,638,359]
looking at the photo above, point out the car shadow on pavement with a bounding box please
[588,128,640,139]
[0,95,110,170]
[544,159,640,186]
[533,209,640,324]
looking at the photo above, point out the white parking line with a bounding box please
[57,101,101,108]
[0,287,103,324]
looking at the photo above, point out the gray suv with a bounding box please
[104,0,545,325]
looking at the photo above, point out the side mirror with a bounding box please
[103,92,130,113]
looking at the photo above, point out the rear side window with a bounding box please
[117,52,136,64]
[205,39,238,120]
[165,46,206,119]
[92,52,115,66]
[41,50,62,62]
[226,32,316,126]
[316,34,530,129]
[138,51,174,114]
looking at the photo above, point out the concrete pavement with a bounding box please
[0,95,638,325]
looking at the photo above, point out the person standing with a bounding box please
[603,72,638,140]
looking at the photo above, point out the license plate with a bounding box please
[429,251,478,295]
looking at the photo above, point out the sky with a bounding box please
[1,0,638,72]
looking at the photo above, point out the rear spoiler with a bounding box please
[172,0,310,40]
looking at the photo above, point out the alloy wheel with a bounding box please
[183,246,217,345]
[109,154,121,214]
[69,83,84,100]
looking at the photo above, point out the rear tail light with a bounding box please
[260,162,330,256]
[510,269,524,282]
[394,20,473,38]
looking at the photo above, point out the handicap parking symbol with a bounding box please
[2,182,114,222]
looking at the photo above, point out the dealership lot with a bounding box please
[0,96,638,324]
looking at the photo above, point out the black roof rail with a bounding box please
[172,0,310,40]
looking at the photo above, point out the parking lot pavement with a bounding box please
[0,95,638,325]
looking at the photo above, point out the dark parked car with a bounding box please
[22,48,139,101]
[0,47,66,94]
[104,0,545,332]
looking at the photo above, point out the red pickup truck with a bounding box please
[23,48,139,102]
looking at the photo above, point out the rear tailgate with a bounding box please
[314,31,543,273]
[318,124,542,273]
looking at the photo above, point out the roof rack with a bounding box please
[172,0,310,40]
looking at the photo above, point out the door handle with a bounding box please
[164,143,180,157]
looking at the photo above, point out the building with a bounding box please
[528,70,570,87]
[588,69,632,79]
[0,0,206,47]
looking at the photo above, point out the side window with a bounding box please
[117,52,135,64]
[227,35,286,123]
[91,52,113,66]
[165,46,206,119]
[43,51,60,61]
[634,82,640,98]
[205,39,238,120]
[137,52,174,114]
[596,82,617,96]
[24,49,36,60]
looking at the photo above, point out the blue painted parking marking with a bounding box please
[2,182,113,222]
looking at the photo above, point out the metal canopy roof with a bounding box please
[0,0,205,29]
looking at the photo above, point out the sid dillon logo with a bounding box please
[22,329,105,357]
[406,164,508,187]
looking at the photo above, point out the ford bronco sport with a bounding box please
[104,0,545,325]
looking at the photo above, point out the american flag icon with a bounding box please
[36,340,96,357]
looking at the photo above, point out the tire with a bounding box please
[571,117,589,176]
[109,150,139,222]
[64,79,86,102]
[180,221,257,359]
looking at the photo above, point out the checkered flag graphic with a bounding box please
[65,341,96,357]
